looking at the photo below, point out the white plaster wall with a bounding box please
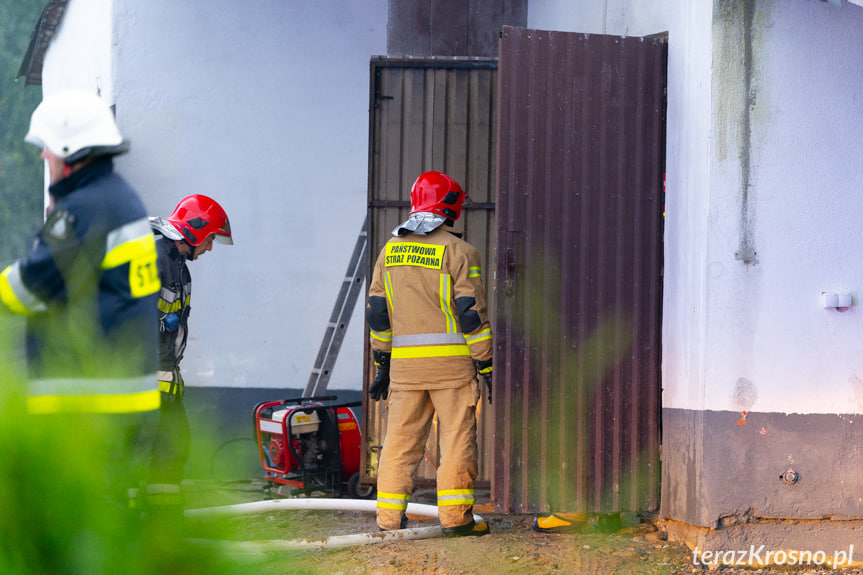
[44,0,387,391]
[41,0,113,99]
[703,0,863,415]
[39,0,114,209]
[529,0,863,415]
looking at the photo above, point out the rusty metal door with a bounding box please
[494,27,667,514]
[362,57,498,488]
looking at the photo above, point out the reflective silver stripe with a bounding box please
[465,328,492,345]
[392,333,466,347]
[29,373,159,397]
[377,491,410,510]
[370,329,393,342]
[105,218,152,254]
[1,261,48,314]
[145,483,182,495]
[159,287,181,303]
[437,489,476,506]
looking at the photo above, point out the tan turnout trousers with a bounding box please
[376,384,480,530]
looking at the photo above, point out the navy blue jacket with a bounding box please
[0,158,161,414]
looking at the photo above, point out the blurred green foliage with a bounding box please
[0,320,263,574]
[0,10,259,570]
[0,2,45,265]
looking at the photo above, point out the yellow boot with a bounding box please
[531,512,588,533]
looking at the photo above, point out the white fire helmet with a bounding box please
[25,89,128,163]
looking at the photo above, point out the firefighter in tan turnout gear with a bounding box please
[366,170,493,536]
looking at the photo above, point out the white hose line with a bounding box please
[185,498,485,551]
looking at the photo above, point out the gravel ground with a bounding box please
[182,481,863,575]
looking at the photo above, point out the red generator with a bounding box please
[254,396,374,499]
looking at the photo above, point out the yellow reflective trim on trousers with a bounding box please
[438,498,475,506]
[438,488,476,506]
[439,274,456,333]
[377,500,408,510]
[391,344,471,359]
[27,389,161,414]
[378,491,410,501]
[370,329,392,343]
[377,491,409,510]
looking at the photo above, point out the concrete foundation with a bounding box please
[660,407,863,563]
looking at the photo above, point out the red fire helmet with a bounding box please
[409,171,466,221]
[166,194,233,246]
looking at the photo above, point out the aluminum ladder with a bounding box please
[303,216,368,397]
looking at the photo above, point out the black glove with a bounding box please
[474,359,493,404]
[369,350,391,401]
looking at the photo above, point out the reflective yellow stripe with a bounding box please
[158,380,173,393]
[466,328,492,346]
[391,344,471,359]
[101,234,156,269]
[384,270,394,309]
[438,498,475,506]
[158,295,190,314]
[377,500,409,510]
[370,329,393,343]
[438,489,475,506]
[27,389,161,414]
[477,365,493,375]
[0,265,37,316]
[378,491,410,500]
[377,491,409,510]
[439,274,456,333]
[101,221,160,298]
[468,266,481,278]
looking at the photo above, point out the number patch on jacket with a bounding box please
[130,254,160,297]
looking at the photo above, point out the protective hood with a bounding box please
[391,212,448,237]
[149,216,184,240]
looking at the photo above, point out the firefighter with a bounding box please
[146,195,232,518]
[366,170,493,536]
[0,89,161,505]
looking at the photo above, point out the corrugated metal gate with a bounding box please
[362,29,666,515]
[494,27,667,514]
[362,57,498,488]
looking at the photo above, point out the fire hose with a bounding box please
[185,498,485,551]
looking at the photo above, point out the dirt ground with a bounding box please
[182,481,863,575]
